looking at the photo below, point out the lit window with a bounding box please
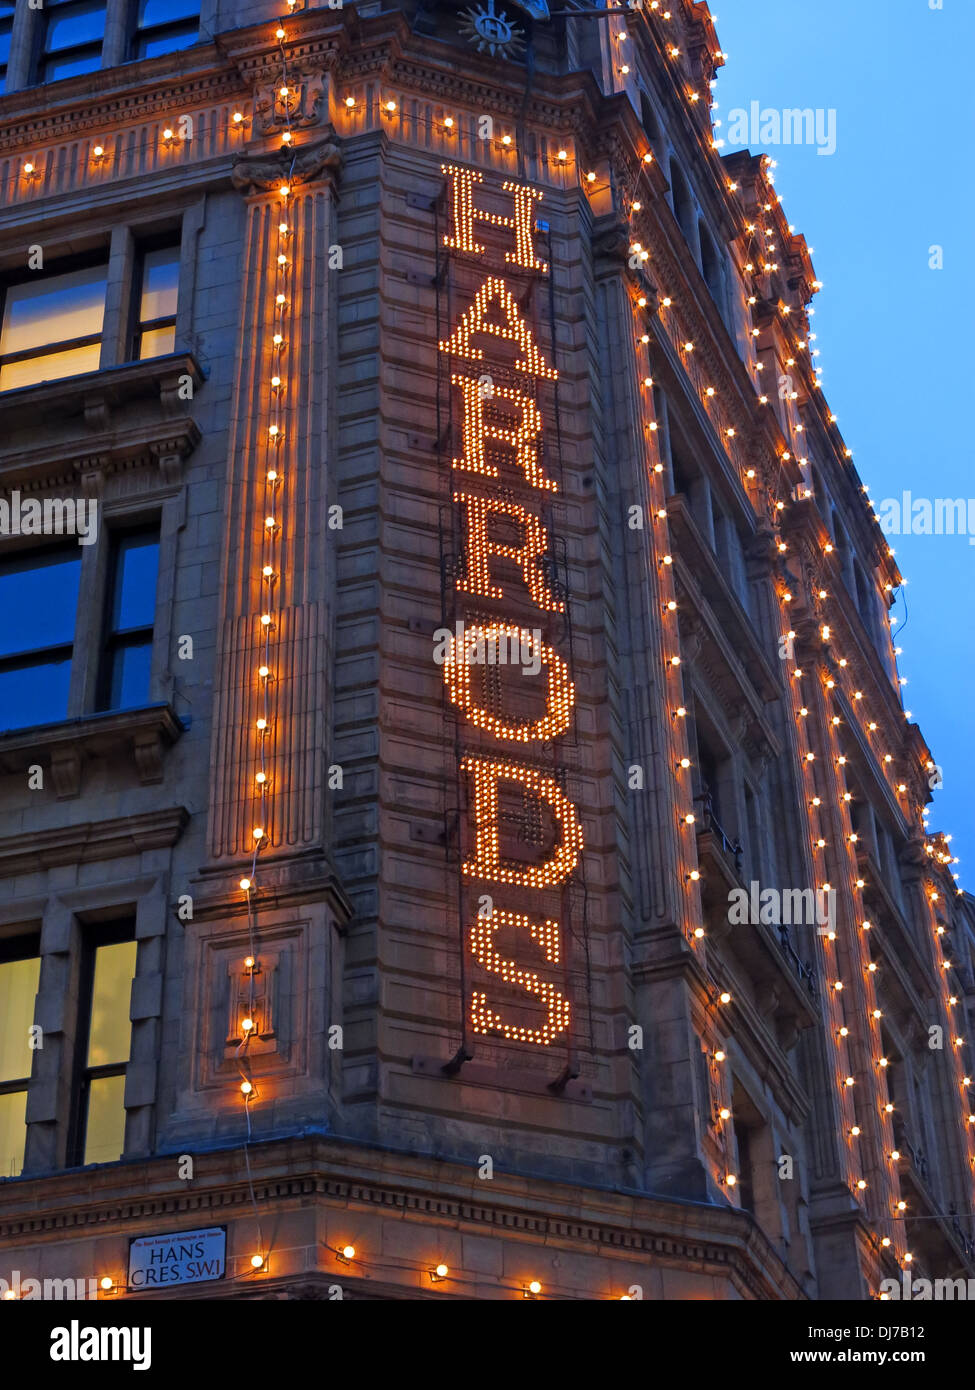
[0,259,108,393]
[0,3,15,94]
[73,931,138,1167]
[131,0,200,60]
[38,0,106,83]
[0,939,41,1179]
[0,547,82,732]
[98,529,160,712]
[134,243,179,360]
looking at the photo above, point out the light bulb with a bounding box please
[242,1018,254,1031]
[241,1081,253,1094]
[239,878,251,891]
[342,1245,356,1260]
[100,1276,113,1290]
[251,1253,264,1267]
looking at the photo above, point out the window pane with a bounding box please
[0,660,73,731]
[46,0,106,53]
[41,48,102,80]
[112,534,160,631]
[138,0,199,26]
[83,1073,127,1165]
[0,32,11,67]
[0,957,41,1082]
[86,939,137,1068]
[0,341,102,392]
[109,641,153,710]
[138,325,176,360]
[139,248,179,324]
[1,264,107,357]
[0,1090,28,1178]
[137,27,197,58]
[0,550,81,657]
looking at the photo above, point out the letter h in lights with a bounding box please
[442,164,547,273]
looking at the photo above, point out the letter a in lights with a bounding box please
[469,907,570,1046]
[443,624,575,743]
[461,755,584,888]
[438,276,557,380]
[450,373,556,492]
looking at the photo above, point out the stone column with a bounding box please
[207,137,341,873]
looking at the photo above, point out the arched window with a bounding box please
[669,159,697,250]
[699,221,729,326]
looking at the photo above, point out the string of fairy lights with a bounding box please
[4,0,971,1299]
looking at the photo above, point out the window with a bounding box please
[130,0,199,59]
[0,2,15,94]
[0,546,82,732]
[0,937,41,1179]
[133,243,179,360]
[0,258,108,393]
[98,528,160,712]
[38,0,106,82]
[71,927,137,1167]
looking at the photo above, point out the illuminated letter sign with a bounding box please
[438,167,583,1052]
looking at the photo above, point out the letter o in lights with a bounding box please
[443,624,574,743]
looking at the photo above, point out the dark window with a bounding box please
[0,257,108,393]
[130,0,199,60]
[0,2,15,94]
[0,546,82,732]
[97,528,160,711]
[70,925,137,1166]
[133,242,179,360]
[0,936,41,1179]
[38,0,106,83]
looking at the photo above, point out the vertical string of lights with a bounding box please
[233,7,301,1278]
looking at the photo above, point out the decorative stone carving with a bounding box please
[230,135,343,196]
[254,70,326,136]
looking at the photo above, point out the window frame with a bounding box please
[96,523,161,714]
[0,542,84,733]
[68,920,137,1169]
[130,234,181,363]
[128,0,200,62]
[0,1,15,94]
[0,932,42,1180]
[35,0,107,85]
[0,251,109,394]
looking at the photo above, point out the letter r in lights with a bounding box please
[461,755,584,888]
[454,492,564,613]
[442,164,547,272]
[451,373,556,492]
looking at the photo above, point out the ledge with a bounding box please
[0,805,189,878]
[0,355,203,489]
[0,703,186,798]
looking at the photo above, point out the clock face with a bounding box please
[458,0,527,58]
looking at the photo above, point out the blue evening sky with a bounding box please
[710,0,973,882]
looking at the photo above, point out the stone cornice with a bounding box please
[0,1134,806,1300]
[0,803,189,878]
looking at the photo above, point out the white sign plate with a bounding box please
[128,1227,226,1291]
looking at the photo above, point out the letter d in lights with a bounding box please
[461,756,583,888]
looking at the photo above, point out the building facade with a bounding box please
[0,0,972,1301]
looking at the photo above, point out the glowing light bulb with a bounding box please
[385,101,397,113]
[251,1253,264,1268]
[239,878,251,891]
[244,956,255,969]
[255,772,267,785]
[259,665,270,679]
[557,149,567,161]
[343,1245,356,1260]
[253,827,265,841]
[345,96,356,108]
[100,1276,113,1291]
[233,112,244,124]
[435,1263,448,1278]
[241,1081,253,1094]
[528,1280,541,1294]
